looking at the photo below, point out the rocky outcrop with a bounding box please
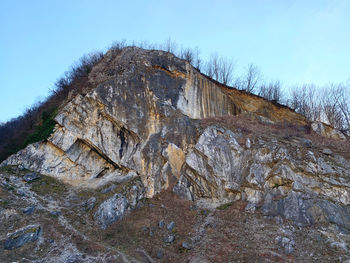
[175,125,350,230]
[94,180,145,229]
[1,47,349,232]
[94,194,128,229]
[0,47,309,194]
[4,224,41,250]
[311,121,347,141]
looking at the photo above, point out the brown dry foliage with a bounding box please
[201,115,350,160]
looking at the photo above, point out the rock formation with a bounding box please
[1,47,350,262]
[1,47,310,194]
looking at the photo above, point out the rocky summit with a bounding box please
[1,47,350,262]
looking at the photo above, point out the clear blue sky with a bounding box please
[1,0,349,123]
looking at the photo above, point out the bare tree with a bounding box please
[218,57,234,85]
[321,83,350,132]
[288,84,321,122]
[258,80,283,103]
[337,83,350,132]
[163,37,178,54]
[236,64,260,93]
[205,53,234,85]
[244,64,260,93]
[180,47,194,64]
[193,47,202,71]
[205,53,220,80]
[319,84,343,129]
[110,39,127,51]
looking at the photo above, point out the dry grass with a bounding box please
[201,115,350,160]
[201,115,310,137]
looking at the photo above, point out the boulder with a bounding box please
[159,220,165,228]
[94,194,128,229]
[23,172,40,182]
[84,197,97,211]
[167,221,176,231]
[22,206,35,215]
[311,122,347,141]
[276,236,295,254]
[4,224,41,250]
[164,234,175,243]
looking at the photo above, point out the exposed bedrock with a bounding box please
[175,125,350,231]
[2,47,349,229]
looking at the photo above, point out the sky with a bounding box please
[1,0,349,123]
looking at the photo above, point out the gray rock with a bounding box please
[22,206,35,215]
[164,234,175,243]
[262,191,350,232]
[276,236,295,254]
[183,126,244,199]
[23,172,40,182]
[261,191,314,226]
[173,176,194,201]
[101,184,117,194]
[94,194,128,229]
[84,197,96,211]
[125,183,144,208]
[141,226,149,235]
[65,254,84,263]
[4,224,41,249]
[182,241,192,250]
[246,138,251,148]
[167,221,175,231]
[330,241,348,252]
[322,148,333,155]
[301,138,312,148]
[159,220,165,228]
[50,211,61,217]
[156,249,164,259]
[16,188,27,196]
[316,200,350,232]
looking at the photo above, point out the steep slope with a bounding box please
[1,47,309,195]
[1,47,350,262]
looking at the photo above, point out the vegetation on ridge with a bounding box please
[0,52,104,162]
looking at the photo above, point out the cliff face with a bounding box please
[2,47,350,225]
[0,48,307,192]
[1,47,350,262]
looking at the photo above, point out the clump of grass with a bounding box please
[30,174,68,196]
[200,209,211,215]
[201,115,350,161]
[216,202,233,210]
[201,115,310,139]
[0,165,18,174]
[0,199,10,208]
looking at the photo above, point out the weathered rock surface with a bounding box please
[4,224,41,250]
[1,47,309,197]
[311,121,347,141]
[2,47,350,228]
[94,194,128,229]
[23,172,40,182]
[177,125,350,231]
[94,179,144,229]
[1,167,350,262]
[1,47,350,261]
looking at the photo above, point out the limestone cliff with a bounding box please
[1,47,349,229]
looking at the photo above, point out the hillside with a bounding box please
[1,47,350,262]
